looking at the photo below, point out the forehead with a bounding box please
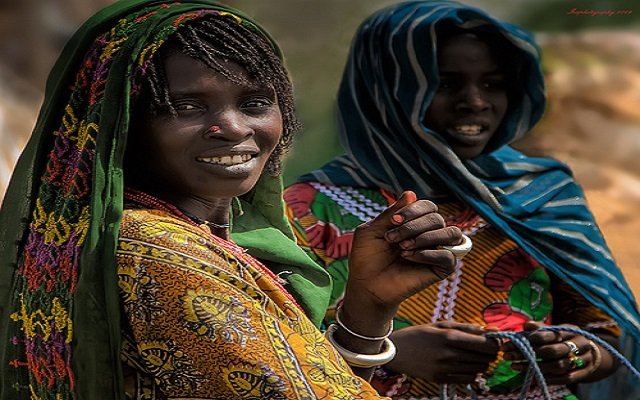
[162,51,264,93]
[438,34,500,69]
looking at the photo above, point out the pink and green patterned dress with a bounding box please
[284,182,620,400]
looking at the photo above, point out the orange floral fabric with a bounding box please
[117,208,388,399]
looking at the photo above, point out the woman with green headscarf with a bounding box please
[0,1,465,399]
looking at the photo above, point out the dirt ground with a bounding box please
[515,32,640,303]
[577,164,640,299]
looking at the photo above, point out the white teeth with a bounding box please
[454,124,483,135]
[197,154,252,165]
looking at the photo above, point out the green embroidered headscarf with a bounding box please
[0,1,330,399]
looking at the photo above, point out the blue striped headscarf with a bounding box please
[300,0,640,365]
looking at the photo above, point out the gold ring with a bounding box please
[568,352,585,370]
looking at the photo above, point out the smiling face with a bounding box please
[130,51,282,204]
[425,34,508,159]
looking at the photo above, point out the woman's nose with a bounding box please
[455,86,490,113]
[203,111,254,140]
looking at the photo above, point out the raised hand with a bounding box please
[387,321,501,383]
[329,191,466,380]
[344,191,462,316]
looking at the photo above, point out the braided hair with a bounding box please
[143,14,299,175]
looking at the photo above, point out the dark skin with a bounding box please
[385,33,619,386]
[127,51,463,380]
[129,52,282,238]
[424,34,508,159]
[502,321,618,385]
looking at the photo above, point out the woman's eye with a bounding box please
[437,78,455,90]
[483,80,507,91]
[174,102,200,111]
[242,97,274,110]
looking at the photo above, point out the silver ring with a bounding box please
[440,234,473,258]
[564,340,580,355]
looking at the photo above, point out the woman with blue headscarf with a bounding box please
[285,1,640,398]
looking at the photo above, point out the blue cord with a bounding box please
[451,326,640,400]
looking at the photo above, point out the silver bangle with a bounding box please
[325,324,396,368]
[335,306,393,341]
[440,233,473,258]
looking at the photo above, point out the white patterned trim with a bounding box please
[310,183,383,221]
[431,222,485,323]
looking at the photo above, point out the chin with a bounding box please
[216,178,262,198]
[453,147,484,160]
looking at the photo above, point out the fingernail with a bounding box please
[483,325,500,332]
[392,214,404,224]
[401,250,414,257]
[385,231,398,241]
[400,239,414,249]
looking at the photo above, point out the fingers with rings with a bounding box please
[568,352,585,370]
[564,340,580,355]
[563,340,586,370]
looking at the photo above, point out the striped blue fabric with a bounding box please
[299,0,640,366]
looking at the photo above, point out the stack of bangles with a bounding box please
[325,234,473,368]
[324,308,396,368]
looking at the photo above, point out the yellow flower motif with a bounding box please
[32,199,48,231]
[75,205,91,246]
[137,340,204,391]
[101,21,128,62]
[118,265,139,299]
[51,298,73,343]
[10,296,72,342]
[221,363,287,398]
[29,384,41,400]
[138,341,175,373]
[183,288,256,347]
[138,40,165,66]
[61,104,79,138]
[43,212,72,246]
[76,120,98,149]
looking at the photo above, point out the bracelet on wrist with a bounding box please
[335,305,393,341]
[325,324,396,368]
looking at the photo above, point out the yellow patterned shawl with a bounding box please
[117,207,387,399]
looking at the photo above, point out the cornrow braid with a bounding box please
[144,14,299,175]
